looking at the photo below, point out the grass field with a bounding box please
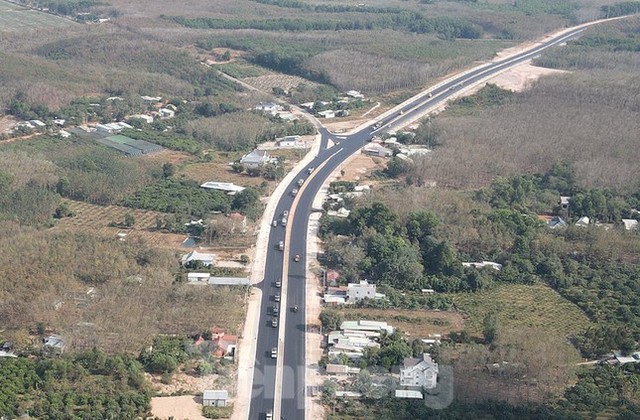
[335,307,464,338]
[0,0,75,32]
[449,283,592,338]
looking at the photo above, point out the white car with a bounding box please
[271,347,277,359]
[291,189,298,196]
[273,220,277,227]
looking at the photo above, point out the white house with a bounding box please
[622,219,639,231]
[347,280,376,301]
[400,353,438,389]
[200,181,246,195]
[276,135,299,148]
[255,102,281,113]
[363,143,393,158]
[188,272,211,283]
[159,108,175,118]
[346,90,365,99]
[95,122,132,134]
[202,389,228,407]
[462,261,502,271]
[575,216,590,227]
[44,335,66,353]
[318,110,335,119]
[240,149,271,168]
[181,251,216,267]
[129,114,154,124]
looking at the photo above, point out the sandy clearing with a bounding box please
[151,395,208,420]
[470,63,570,93]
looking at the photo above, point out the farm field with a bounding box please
[449,283,593,338]
[0,0,74,32]
[335,307,464,337]
[56,199,188,249]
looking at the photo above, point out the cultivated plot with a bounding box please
[0,0,75,32]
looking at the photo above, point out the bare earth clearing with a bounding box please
[151,395,208,420]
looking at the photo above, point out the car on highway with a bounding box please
[293,305,298,313]
[273,303,279,315]
[399,110,404,115]
[274,294,280,302]
[275,280,281,288]
[278,241,284,251]
[271,316,278,327]
[271,347,277,359]
[266,411,273,420]
[283,210,289,217]
[291,189,298,196]
[427,92,433,98]
[281,217,287,227]
[273,220,277,227]
[294,254,300,262]
[307,167,315,174]
[297,178,304,187]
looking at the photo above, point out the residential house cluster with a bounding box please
[327,320,394,360]
[538,195,640,231]
[325,184,370,218]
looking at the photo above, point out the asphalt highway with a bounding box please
[248,24,590,420]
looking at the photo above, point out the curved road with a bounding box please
[249,22,600,420]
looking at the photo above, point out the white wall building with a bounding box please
[347,280,376,301]
[400,353,439,389]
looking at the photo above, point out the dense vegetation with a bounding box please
[0,350,150,418]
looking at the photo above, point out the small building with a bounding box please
[188,273,211,283]
[400,353,438,389]
[240,149,271,168]
[276,135,300,148]
[141,95,162,102]
[395,389,423,399]
[462,261,502,271]
[53,119,66,126]
[326,364,361,375]
[622,219,639,231]
[255,102,281,113]
[129,114,154,124]
[200,181,246,195]
[548,216,567,229]
[347,280,376,301]
[575,216,590,227]
[44,335,66,353]
[181,251,216,267]
[346,90,365,99]
[95,122,132,134]
[202,389,228,407]
[207,277,251,286]
[318,110,335,119]
[559,196,571,211]
[159,108,175,118]
[30,119,46,127]
[362,143,393,158]
[58,130,71,138]
[210,327,237,361]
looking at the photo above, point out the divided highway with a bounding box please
[248,23,596,420]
